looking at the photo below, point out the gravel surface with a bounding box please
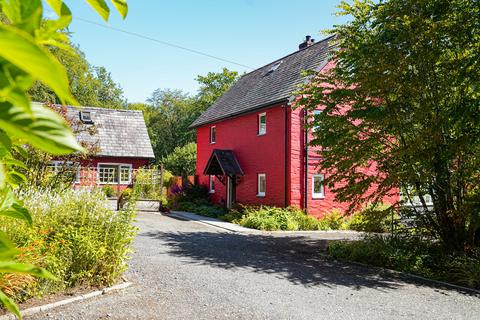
[28,212,480,320]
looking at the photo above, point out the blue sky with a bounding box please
[60,1,349,103]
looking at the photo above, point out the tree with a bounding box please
[0,1,128,317]
[145,89,196,159]
[162,142,197,178]
[195,68,239,111]
[298,0,480,251]
[29,44,125,109]
[133,68,238,162]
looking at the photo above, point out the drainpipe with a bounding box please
[304,108,309,212]
[284,104,288,208]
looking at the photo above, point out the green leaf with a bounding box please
[0,25,76,105]
[0,102,84,155]
[3,159,27,170]
[0,163,4,189]
[12,145,28,159]
[0,189,32,225]
[85,0,110,21]
[0,231,18,260]
[0,261,56,280]
[0,0,22,24]
[45,0,72,29]
[0,131,12,151]
[0,290,21,320]
[111,0,128,19]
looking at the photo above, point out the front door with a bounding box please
[226,176,234,209]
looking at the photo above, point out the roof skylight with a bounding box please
[266,61,283,74]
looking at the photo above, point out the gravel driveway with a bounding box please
[29,212,480,320]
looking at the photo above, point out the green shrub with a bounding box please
[321,210,348,230]
[346,203,395,233]
[102,185,116,198]
[170,184,227,217]
[0,188,137,302]
[328,236,480,289]
[238,206,327,231]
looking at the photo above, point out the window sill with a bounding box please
[312,195,325,199]
[256,194,266,198]
[97,182,131,185]
[209,191,215,194]
[210,142,216,145]
[257,133,266,136]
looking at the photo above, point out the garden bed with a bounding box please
[328,236,480,290]
[0,188,137,306]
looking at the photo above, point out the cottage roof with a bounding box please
[190,36,335,128]
[60,105,155,159]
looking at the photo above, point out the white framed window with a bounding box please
[210,126,216,144]
[312,174,325,199]
[257,173,266,197]
[97,163,132,184]
[258,112,266,135]
[312,110,321,132]
[209,175,215,193]
[48,161,80,184]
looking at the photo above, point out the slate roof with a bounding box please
[61,105,155,159]
[204,149,244,176]
[191,36,335,128]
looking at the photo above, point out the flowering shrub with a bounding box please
[0,188,136,302]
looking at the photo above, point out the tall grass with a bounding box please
[0,188,137,302]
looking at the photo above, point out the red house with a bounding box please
[191,36,399,217]
[49,105,155,190]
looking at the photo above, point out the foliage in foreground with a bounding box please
[0,188,136,303]
[0,1,128,317]
[328,236,480,289]
[297,0,480,251]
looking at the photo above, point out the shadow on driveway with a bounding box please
[142,229,466,294]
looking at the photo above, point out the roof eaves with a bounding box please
[189,98,288,128]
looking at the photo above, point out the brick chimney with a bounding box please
[299,35,315,50]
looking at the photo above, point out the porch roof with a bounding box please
[203,149,244,176]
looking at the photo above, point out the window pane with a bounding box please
[259,114,266,134]
[120,166,131,184]
[313,110,321,131]
[259,174,266,194]
[210,127,216,143]
[209,175,215,193]
[313,174,324,197]
[99,165,118,183]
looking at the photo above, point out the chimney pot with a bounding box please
[299,35,315,50]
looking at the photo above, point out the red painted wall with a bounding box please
[75,156,150,191]
[196,104,287,207]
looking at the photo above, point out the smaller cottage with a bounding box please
[50,105,155,190]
